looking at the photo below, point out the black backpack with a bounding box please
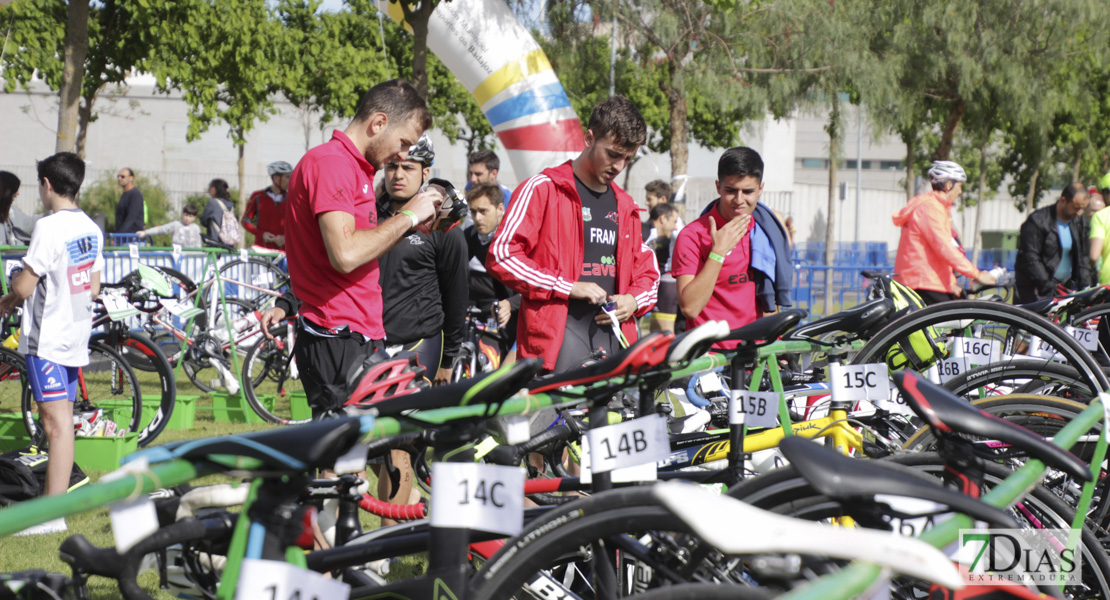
[0,446,89,506]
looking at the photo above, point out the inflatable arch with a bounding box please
[376,0,584,180]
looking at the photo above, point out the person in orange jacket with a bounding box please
[892,161,996,304]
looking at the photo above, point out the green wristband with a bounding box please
[399,210,420,229]
[708,252,725,264]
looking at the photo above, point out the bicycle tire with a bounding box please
[241,323,305,424]
[627,583,771,600]
[91,331,175,447]
[0,345,28,423]
[469,487,699,600]
[942,358,1099,401]
[726,451,1110,599]
[23,341,142,446]
[851,300,1110,398]
[1066,303,1110,364]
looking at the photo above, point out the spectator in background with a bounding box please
[137,204,202,248]
[465,182,519,357]
[466,150,513,208]
[0,172,27,245]
[643,179,686,245]
[648,202,680,334]
[1086,187,1105,218]
[242,161,292,250]
[783,215,796,250]
[1015,182,1090,303]
[1089,190,1110,285]
[892,160,995,305]
[200,178,236,246]
[114,167,145,233]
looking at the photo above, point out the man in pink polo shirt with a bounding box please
[673,147,766,349]
[282,79,438,416]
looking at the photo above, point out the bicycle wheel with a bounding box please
[91,331,176,447]
[241,323,306,424]
[851,300,1110,410]
[0,346,30,432]
[1067,302,1110,365]
[726,451,1110,599]
[205,257,287,309]
[181,297,254,394]
[469,487,763,599]
[943,358,1100,401]
[627,583,770,600]
[23,341,142,446]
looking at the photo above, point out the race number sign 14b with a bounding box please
[585,414,670,474]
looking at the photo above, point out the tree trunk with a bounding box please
[904,135,915,201]
[931,98,966,162]
[824,97,841,317]
[973,136,988,258]
[402,1,434,99]
[76,89,99,159]
[1025,158,1042,216]
[667,62,688,180]
[1072,147,1082,182]
[56,0,90,154]
[237,143,246,208]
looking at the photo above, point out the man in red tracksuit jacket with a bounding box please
[488,96,659,373]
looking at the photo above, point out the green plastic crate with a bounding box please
[74,432,139,471]
[289,391,311,421]
[141,394,198,431]
[209,392,265,424]
[0,413,29,452]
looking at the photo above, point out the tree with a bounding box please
[3,0,150,157]
[137,0,283,208]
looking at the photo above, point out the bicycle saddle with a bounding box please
[654,482,964,590]
[369,358,545,417]
[130,416,368,472]
[1016,298,1055,317]
[783,298,894,342]
[893,371,1092,482]
[59,534,122,578]
[666,320,730,364]
[723,308,808,343]
[529,332,674,393]
[775,436,1018,529]
[1062,285,1110,309]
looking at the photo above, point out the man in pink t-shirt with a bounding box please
[273,79,439,416]
[672,147,765,350]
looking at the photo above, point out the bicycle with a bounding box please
[451,304,507,382]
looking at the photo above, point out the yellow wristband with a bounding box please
[399,210,419,229]
[708,252,725,264]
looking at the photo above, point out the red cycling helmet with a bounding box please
[345,352,428,407]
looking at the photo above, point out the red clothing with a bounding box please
[671,205,757,350]
[487,161,659,369]
[242,188,285,249]
[892,190,980,294]
[284,130,384,339]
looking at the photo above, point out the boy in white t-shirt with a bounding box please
[0,152,103,535]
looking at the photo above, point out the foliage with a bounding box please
[80,172,171,234]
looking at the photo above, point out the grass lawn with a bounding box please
[0,376,428,598]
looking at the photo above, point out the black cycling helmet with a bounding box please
[426,178,468,233]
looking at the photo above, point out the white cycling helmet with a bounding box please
[927,160,967,184]
[267,161,293,177]
[406,135,435,166]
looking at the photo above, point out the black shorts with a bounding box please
[913,288,958,306]
[295,320,384,417]
[391,331,443,380]
[656,275,678,315]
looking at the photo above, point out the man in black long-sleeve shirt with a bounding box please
[115,168,145,233]
[376,136,468,385]
[465,183,519,357]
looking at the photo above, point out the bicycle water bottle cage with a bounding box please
[528,332,674,394]
[776,436,1019,529]
[722,308,807,345]
[128,416,369,472]
[893,370,1092,482]
[783,298,894,344]
[363,358,545,420]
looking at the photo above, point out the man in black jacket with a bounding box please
[1015,183,1090,304]
[376,135,468,386]
[465,183,519,357]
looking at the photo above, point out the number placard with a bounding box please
[128,243,140,260]
[585,415,670,474]
[235,558,350,600]
[159,299,203,320]
[1027,335,1065,362]
[102,290,139,321]
[829,364,890,402]
[936,356,967,384]
[102,458,159,553]
[578,439,657,485]
[952,337,1000,367]
[1065,326,1099,352]
[239,248,249,262]
[332,442,369,475]
[729,390,779,429]
[1100,393,1110,441]
[430,462,524,535]
[172,244,182,261]
[252,272,275,286]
